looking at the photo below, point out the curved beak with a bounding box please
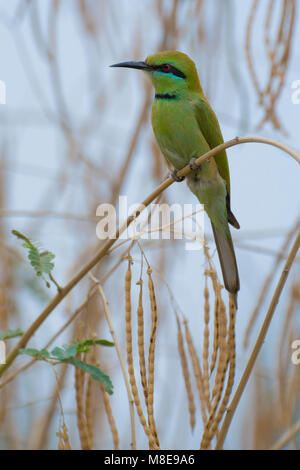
[110,61,152,71]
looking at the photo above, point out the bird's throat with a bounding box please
[155,93,177,100]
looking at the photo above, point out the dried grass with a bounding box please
[0,0,299,451]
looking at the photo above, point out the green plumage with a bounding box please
[111,50,240,305]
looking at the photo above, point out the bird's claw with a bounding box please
[171,171,185,182]
[189,157,199,171]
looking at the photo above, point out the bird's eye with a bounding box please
[161,64,171,73]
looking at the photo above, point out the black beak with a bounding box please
[110,61,152,71]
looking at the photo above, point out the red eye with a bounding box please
[161,64,171,73]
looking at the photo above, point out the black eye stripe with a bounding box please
[153,64,186,79]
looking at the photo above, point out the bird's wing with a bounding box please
[193,96,230,196]
[194,96,240,229]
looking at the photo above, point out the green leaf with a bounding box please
[75,338,115,353]
[12,230,55,281]
[19,348,51,359]
[28,250,55,276]
[50,339,115,360]
[94,339,114,347]
[51,345,77,360]
[0,328,24,341]
[67,357,113,394]
[75,338,96,353]
[17,342,114,394]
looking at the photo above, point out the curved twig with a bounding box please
[0,135,299,378]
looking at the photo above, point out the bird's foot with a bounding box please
[171,171,185,182]
[189,157,199,171]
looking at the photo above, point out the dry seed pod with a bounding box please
[176,314,196,430]
[202,281,210,410]
[202,296,228,447]
[62,422,71,450]
[184,319,207,424]
[210,278,222,375]
[212,296,228,400]
[147,267,160,448]
[56,428,65,450]
[85,347,97,449]
[136,279,148,405]
[101,382,120,450]
[56,422,71,450]
[85,375,94,448]
[125,260,158,449]
[203,251,222,376]
[201,294,236,449]
[74,354,92,450]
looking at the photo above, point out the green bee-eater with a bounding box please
[111,51,240,306]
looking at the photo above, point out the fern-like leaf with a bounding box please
[12,230,55,284]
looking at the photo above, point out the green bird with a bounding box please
[111,51,240,306]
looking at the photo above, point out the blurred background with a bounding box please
[0,0,299,450]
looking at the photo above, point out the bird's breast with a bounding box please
[151,99,209,170]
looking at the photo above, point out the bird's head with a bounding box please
[111,51,202,95]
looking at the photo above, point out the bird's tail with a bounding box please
[211,222,240,308]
